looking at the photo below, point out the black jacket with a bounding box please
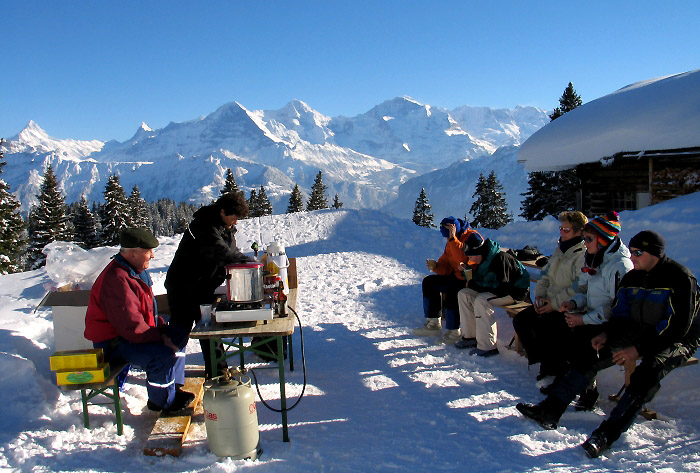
[165,205,253,298]
[607,256,700,357]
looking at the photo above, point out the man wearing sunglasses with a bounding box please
[516,230,700,458]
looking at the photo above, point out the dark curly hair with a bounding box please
[215,192,249,218]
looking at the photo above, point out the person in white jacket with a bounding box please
[543,212,634,409]
[513,211,588,378]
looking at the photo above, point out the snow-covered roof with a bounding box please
[518,69,700,172]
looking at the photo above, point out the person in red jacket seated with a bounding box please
[84,228,193,413]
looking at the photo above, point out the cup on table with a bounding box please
[199,304,213,326]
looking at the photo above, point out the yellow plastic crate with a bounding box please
[56,362,110,386]
[50,348,104,371]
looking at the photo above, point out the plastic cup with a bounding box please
[199,304,212,326]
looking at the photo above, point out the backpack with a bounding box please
[512,245,543,262]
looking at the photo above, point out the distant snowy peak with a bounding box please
[366,96,431,118]
[3,120,103,160]
[447,104,549,149]
[264,100,334,145]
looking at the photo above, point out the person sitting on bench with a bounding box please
[455,234,530,357]
[414,217,480,344]
[513,211,587,379]
[539,212,633,409]
[516,230,700,458]
[84,228,194,413]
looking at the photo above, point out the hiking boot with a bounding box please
[441,329,461,344]
[581,431,610,458]
[413,318,441,336]
[164,389,195,413]
[515,402,558,430]
[146,400,163,412]
[454,337,478,349]
[574,384,599,411]
[469,347,499,357]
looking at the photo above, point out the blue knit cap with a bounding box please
[440,216,468,238]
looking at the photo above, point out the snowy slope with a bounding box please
[519,69,700,171]
[382,146,529,223]
[2,195,700,472]
[1,99,547,215]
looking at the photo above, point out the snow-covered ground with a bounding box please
[2,195,700,472]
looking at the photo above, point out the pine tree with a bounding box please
[520,171,578,220]
[247,189,259,218]
[521,83,583,219]
[287,184,304,213]
[306,171,328,211]
[26,164,73,269]
[257,185,273,216]
[332,193,343,209]
[412,188,435,228]
[0,141,26,274]
[221,168,242,197]
[101,174,130,245]
[127,185,150,229]
[469,174,488,228]
[549,82,583,121]
[71,195,101,249]
[470,171,512,229]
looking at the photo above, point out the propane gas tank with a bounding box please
[261,242,289,295]
[203,373,261,460]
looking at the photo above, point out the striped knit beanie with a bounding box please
[584,211,621,247]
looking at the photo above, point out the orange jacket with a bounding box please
[433,229,480,280]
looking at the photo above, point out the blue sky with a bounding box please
[2,1,699,142]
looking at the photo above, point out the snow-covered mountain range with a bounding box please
[1,97,548,217]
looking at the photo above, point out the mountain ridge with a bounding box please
[1,98,548,217]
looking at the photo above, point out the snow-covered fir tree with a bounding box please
[127,185,150,229]
[71,195,101,249]
[332,193,343,209]
[257,185,273,216]
[549,82,583,121]
[0,141,26,274]
[101,174,130,245]
[146,198,198,236]
[221,168,242,197]
[306,171,328,211]
[287,184,304,213]
[25,164,73,269]
[470,171,512,229]
[247,189,260,218]
[412,187,435,228]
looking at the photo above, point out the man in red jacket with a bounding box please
[85,228,193,412]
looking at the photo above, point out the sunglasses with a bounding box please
[584,236,595,243]
[559,227,572,233]
[630,249,645,257]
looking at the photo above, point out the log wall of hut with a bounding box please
[573,147,700,216]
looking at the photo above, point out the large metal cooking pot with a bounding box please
[225,262,264,303]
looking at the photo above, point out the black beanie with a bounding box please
[629,230,665,258]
